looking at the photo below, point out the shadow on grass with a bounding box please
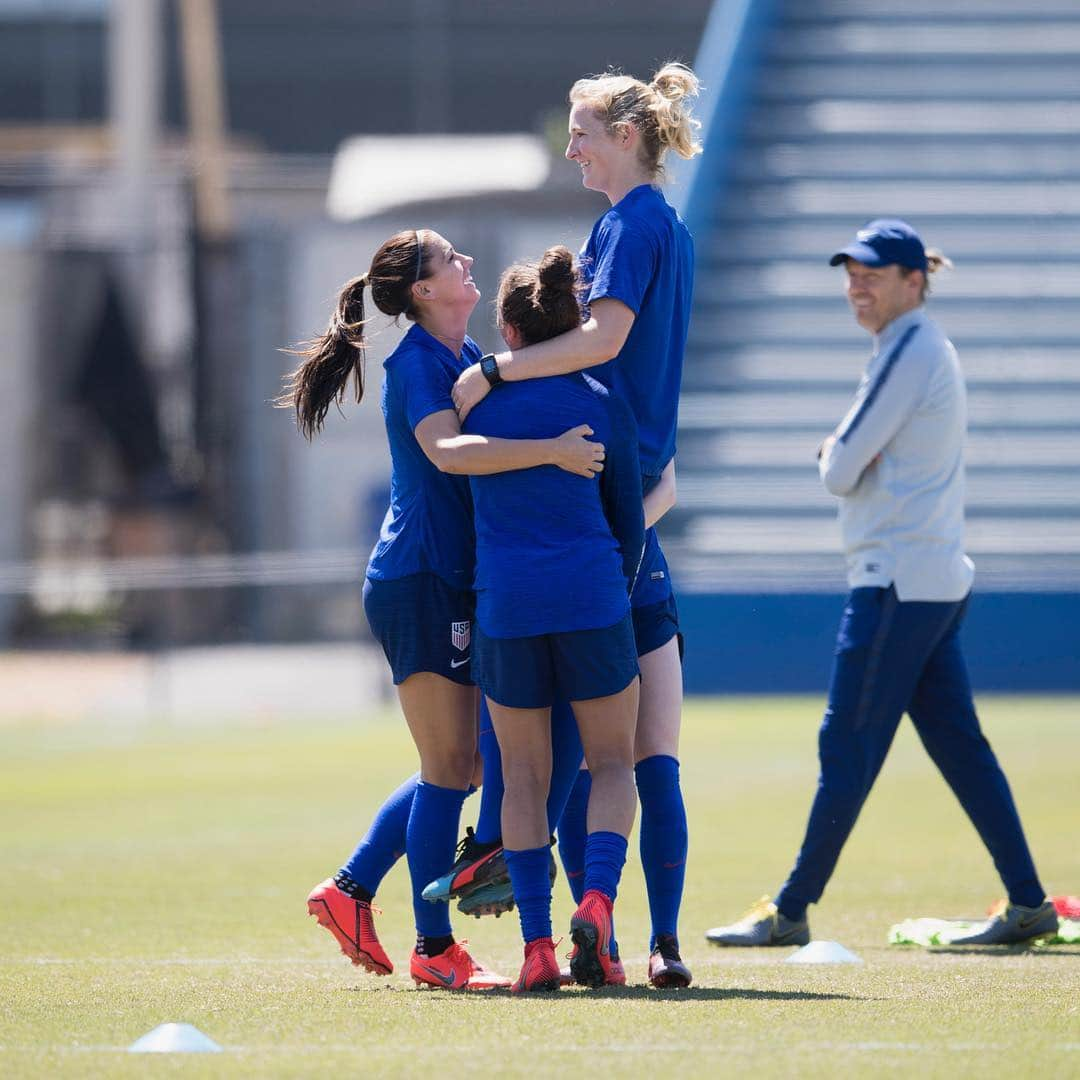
[921,945,1080,957]
[344,985,875,1002]
[559,986,875,1003]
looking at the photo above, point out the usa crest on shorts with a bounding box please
[451,620,471,652]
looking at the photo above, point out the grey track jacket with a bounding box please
[819,306,975,602]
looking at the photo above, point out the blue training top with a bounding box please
[580,183,695,482]
[463,373,644,639]
[366,323,480,590]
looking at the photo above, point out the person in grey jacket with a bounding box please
[706,219,1057,948]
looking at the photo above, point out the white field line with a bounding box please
[3,1041,1076,1055]
[11,957,350,966]
[12,954,793,968]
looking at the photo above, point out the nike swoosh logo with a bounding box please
[418,963,458,987]
[450,657,469,669]
[1017,913,1049,931]
[663,860,686,869]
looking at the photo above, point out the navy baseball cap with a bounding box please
[829,218,927,272]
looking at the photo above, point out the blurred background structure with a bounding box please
[0,0,1077,719]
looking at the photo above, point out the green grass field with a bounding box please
[1,696,1077,1078]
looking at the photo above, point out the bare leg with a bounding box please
[634,636,682,762]
[572,679,640,838]
[397,672,478,789]
[486,700,552,851]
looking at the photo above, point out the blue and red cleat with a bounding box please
[422,827,507,904]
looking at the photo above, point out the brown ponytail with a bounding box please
[497,245,582,347]
[280,229,431,438]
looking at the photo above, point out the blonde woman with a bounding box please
[453,63,701,988]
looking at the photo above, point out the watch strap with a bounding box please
[479,353,503,388]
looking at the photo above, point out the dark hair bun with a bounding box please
[537,246,577,295]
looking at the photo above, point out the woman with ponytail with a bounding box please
[461,246,645,992]
[289,228,603,991]
[451,62,701,987]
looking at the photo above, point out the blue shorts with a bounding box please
[363,572,475,686]
[474,615,640,709]
[632,592,683,660]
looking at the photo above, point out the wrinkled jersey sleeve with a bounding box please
[394,349,456,433]
[587,216,657,316]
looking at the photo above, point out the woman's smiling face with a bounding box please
[565,103,625,196]
[419,232,481,312]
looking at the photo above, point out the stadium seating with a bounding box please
[668,0,1080,601]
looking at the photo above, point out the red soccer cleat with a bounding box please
[410,942,511,990]
[307,878,393,975]
[605,953,627,986]
[569,889,624,989]
[511,937,562,994]
[561,944,625,987]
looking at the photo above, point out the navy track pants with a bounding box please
[776,586,1044,918]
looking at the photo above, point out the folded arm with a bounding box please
[820,354,927,496]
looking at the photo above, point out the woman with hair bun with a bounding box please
[287,228,604,991]
[452,62,701,988]
[462,246,645,992]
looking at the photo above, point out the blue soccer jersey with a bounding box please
[580,183,695,482]
[366,323,480,589]
[463,373,644,639]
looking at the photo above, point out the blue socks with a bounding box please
[340,772,418,895]
[636,755,688,947]
[584,830,628,903]
[547,700,585,832]
[407,780,469,936]
[505,846,553,943]
[473,700,504,845]
[556,769,591,904]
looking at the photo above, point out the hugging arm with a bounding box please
[415,409,605,478]
[452,299,635,420]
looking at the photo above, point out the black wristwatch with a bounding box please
[479,353,503,388]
